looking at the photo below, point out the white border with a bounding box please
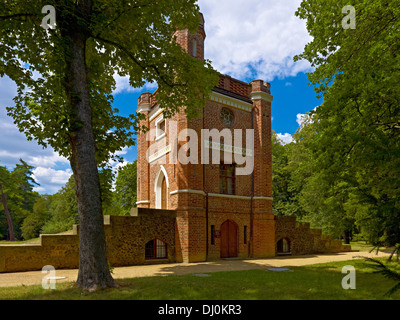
[148,144,172,163]
[250,91,273,102]
[205,140,253,157]
[154,165,169,209]
[155,116,167,141]
[208,193,273,200]
[170,189,206,196]
[209,91,253,113]
[136,200,150,205]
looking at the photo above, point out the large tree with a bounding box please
[295,0,400,246]
[0,0,218,290]
[0,159,38,241]
[0,166,15,241]
[114,161,137,216]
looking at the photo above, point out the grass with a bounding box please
[1,258,400,300]
[0,238,40,245]
[0,231,74,245]
[350,240,395,254]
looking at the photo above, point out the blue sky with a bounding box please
[0,0,322,194]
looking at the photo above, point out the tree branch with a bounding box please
[339,16,396,70]
[91,34,179,89]
[374,121,400,130]
[93,3,153,38]
[0,13,37,20]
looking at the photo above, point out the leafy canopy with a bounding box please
[291,0,400,245]
[0,0,219,166]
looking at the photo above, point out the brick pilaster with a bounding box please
[250,80,275,258]
[136,93,152,208]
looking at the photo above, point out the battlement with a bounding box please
[275,215,352,255]
[0,209,177,273]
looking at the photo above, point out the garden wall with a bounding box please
[0,208,177,273]
[275,215,352,255]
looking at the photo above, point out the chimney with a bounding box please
[174,13,206,60]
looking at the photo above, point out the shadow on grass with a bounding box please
[3,260,400,301]
[143,253,356,278]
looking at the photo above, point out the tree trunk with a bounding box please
[59,0,116,291]
[343,230,351,245]
[0,184,15,241]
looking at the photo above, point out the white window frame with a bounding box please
[155,116,167,141]
[192,39,197,58]
[154,165,169,209]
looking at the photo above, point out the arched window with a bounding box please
[155,166,169,209]
[277,238,291,254]
[192,39,197,58]
[145,239,167,259]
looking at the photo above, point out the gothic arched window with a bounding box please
[192,39,197,58]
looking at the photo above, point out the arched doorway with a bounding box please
[220,220,238,258]
[277,238,291,255]
[161,176,167,209]
[155,166,169,209]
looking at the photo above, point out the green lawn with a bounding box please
[349,241,395,254]
[0,258,399,300]
[0,238,40,245]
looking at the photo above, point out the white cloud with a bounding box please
[108,146,130,173]
[296,113,308,127]
[112,1,313,93]
[199,0,312,81]
[277,133,293,145]
[0,76,71,194]
[296,106,319,127]
[113,74,158,95]
[28,151,69,168]
[1,2,314,192]
[32,167,73,194]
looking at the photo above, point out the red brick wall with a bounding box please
[136,80,275,261]
[136,18,275,262]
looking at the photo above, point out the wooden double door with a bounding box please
[220,220,238,258]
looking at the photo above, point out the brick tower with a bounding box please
[136,13,275,263]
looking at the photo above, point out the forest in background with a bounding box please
[0,160,137,241]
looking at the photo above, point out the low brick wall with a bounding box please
[0,208,177,273]
[275,215,351,255]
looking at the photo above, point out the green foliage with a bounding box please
[1,259,400,300]
[363,257,400,297]
[21,195,51,239]
[113,161,137,216]
[99,167,118,216]
[272,131,304,218]
[279,0,400,245]
[0,159,39,240]
[272,118,356,239]
[0,160,138,237]
[0,0,219,166]
[41,176,78,234]
[1,2,218,285]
